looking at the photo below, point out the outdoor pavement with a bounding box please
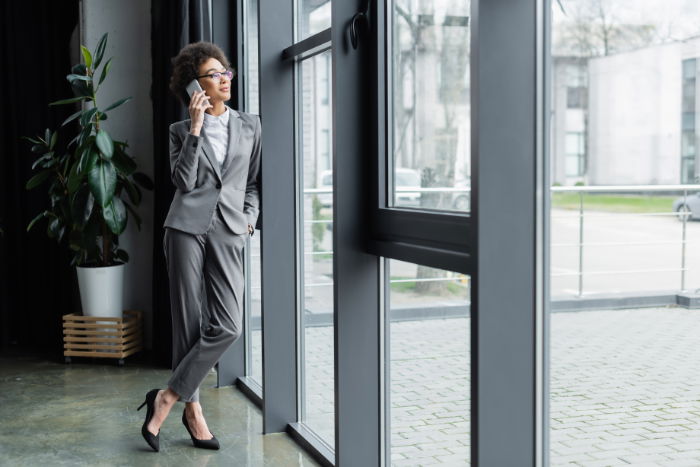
[250,306,700,466]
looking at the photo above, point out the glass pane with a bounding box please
[296,0,331,42]
[550,1,700,464]
[249,234,262,384]
[243,0,262,386]
[386,259,470,465]
[390,0,471,213]
[244,0,259,115]
[298,50,334,447]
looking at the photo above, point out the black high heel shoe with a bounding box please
[182,408,220,450]
[137,388,161,452]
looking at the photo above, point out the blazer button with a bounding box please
[216,182,222,189]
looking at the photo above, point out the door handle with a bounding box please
[350,0,371,49]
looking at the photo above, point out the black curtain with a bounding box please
[0,0,235,364]
[151,0,214,367]
[0,0,80,356]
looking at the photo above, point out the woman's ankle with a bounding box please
[161,388,180,404]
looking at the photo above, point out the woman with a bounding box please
[137,41,262,452]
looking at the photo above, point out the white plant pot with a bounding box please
[76,263,125,318]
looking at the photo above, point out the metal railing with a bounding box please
[551,184,700,296]
[255,185,698,296]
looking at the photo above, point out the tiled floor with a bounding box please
[0,354,320,467]
[4,306,700,466]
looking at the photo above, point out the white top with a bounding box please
[202,107,230,167]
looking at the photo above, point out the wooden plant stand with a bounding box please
[63,310,143,366]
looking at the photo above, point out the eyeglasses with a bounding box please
[196,69,235,82]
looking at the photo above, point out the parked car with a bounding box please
[449,177,471,211]
[393,168,421,207]
[673,192,700,221]
[316,169,470,211]
[316,168,422,208]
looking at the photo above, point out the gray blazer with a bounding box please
[164,104,261,235]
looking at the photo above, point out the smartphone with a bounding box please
[185,79,205,103]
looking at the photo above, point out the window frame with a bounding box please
[366,0,473,275]
[248,0,550,465]
[367,0,549,465]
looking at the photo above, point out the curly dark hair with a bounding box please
[169,41,234,107]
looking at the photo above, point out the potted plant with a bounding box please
[22,32,153,318]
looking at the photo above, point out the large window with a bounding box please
[390,0,471,213]
[256,0,546,464]
[242,0,263,387]
[385,260,470,465]
[297,49,334,447]
[550,1,700,464]
[383,2,472,464]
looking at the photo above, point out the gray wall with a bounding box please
[80,0,154,349]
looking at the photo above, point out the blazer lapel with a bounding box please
[221,105,243,179]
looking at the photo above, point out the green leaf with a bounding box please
[112,147,137,175]
[67,133,80,148]
[30,144,44,154]
[57,223,67,242]
[124,201,142,231]
[93,33,108,69]
[25,170,51,190]
[49,96,87,106]
[47,217,61,239]
[122,176,141,204]
[76,125,92,148]
[80,45,93,69]
[66,159,83,194]
[63,153,72,172]
[27,210,49,232]
[20,136,42,145]
[103,97,132,112]
[77,146,97,174]
[131,171,154,190]
[97,112,108,121]
[98,57,113,85]
[102,197,126,235]
[80,107,99,127]
[115,248,129,263]
[62,109,83,127]
[50,131,57,149]
[44,128,50,143]
[32,153,53,170]
[95,129,114,159]
[85,147,100,173]
[71,63,87,75]
[66,73,92,82]
[88,157,117,207]
[71,80,92,98]
[71,185,94,228]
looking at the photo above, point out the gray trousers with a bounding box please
[163,205,246,403]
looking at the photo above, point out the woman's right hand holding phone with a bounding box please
[188,90,213,136]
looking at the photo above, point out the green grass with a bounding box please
[313,253,333,261]
[389,276,468,296]
[551,193,676,213]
